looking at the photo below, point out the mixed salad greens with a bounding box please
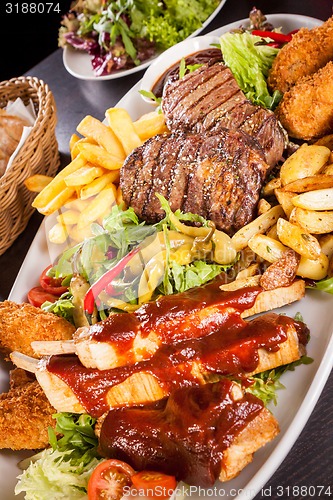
[59,0,220,76]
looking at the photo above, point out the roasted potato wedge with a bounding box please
[279,144,331,186]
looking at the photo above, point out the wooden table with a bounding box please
[1,0,332,498]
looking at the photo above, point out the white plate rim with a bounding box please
[4,12,332,500]
[62,0,227,81]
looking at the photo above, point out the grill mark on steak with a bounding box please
[129,135,166,215]
[163,63,223,115]
[168,135,203,213]
[143,136,185,223]
[162,61,286,167]
[168,66,236,131]
[120,129,269,235]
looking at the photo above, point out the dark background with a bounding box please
[1,0,333,82]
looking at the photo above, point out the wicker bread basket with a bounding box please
[0,76,60,255]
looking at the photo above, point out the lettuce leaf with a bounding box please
[15,413,104,500]
[219,32,282,109]
[306,276,333,294]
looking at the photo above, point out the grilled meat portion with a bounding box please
[161,61,286,167]
[99,379,279,486]
[120,129,269,234]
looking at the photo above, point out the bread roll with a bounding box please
[0,109,29,176]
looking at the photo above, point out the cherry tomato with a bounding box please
[27,286,59,307]
[131,471,177,499]
[87,459,135,500]
[39,265,68,296]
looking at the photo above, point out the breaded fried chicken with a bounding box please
[275,61,333,141]
[0,368,56,450]
[0,301,75,358]
[268,16,333,94]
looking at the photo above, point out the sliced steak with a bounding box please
[120,129,269,234]
[162,61,286,167]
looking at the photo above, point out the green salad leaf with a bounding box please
[15,413,104,500]
[41,291,75,324]
[219,32,282,109]
[244,355,313,406]
[306,276,333,294]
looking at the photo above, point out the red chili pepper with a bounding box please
[84,246,141,314]
[267,42,281,48]
[288,29,299,36]
[251,30,292,43]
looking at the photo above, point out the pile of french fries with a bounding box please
[229,137,333,286]
[25,108,168,244]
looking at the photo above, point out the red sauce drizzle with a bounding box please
[99,379,265,486]
[46,285,308,417]
[87,278,263,357]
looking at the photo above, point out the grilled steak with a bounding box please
[161,61,286,167]
[120,128,269,234]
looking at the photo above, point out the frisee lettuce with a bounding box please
[244,356,313,406]
[15,413,104,500]
[219,32,282,109]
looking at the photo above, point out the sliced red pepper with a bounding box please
[267,42,282,48]
[84,246,141,314]
[251,30,292,43]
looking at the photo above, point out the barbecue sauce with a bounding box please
[46,276,309,417]
[152,48,223,98]
[88,277,262,353]
[99,379,266,486]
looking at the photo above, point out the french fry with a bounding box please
[292,188,333,211]
[276,218,321,260]
[24,174,53,193]
[71,137,98,160]
[116,185,126,208]
[293,207,333,234]
[76,143,123,170]
[247,234,287,263]
[274,188,295,218]
[314,134,333,150]
[32,154,86,211]
[69,134,80,155]
[133,111,168,141]
[236,263,260,280]
[80,171,119,199]
[65,198,90,212]
[56,210,80,226]
[105,108,142,156]
[319,234,333,259]
[38,187,77,216]
[76,115,125,159]
[257,198,271,215]
[48,222,68,244]
[77,186,117,229]
[263,177,281,197]
[68,224,94,242]
[279,144,331,186]
[266,223,279,240]
[220,275,261,291]
[323,164,333,175]
[231,205,284,251]
[282,174,333,193]
[296,252,329,280]
[64,165,105,187]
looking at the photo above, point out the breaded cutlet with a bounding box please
[275,61,333,141]
[0,368,56,450]
[0,300,75,358]
[268,16,333,94]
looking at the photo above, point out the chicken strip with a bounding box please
[268,16,333,94]
[275,61,333,141]
[0,368,56,450]
[0,300,75,358]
